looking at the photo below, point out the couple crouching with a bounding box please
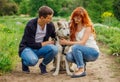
[18,6,99,78]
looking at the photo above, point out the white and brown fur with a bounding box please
[52,21,72,76]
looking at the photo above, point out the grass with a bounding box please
[0,15,66,74]
[0,15,120,74]
[0,16,31,74]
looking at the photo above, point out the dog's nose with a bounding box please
[67,34,69,36]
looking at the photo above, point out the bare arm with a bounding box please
[60,27,91,45]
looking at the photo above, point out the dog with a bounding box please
[52,21,72,76]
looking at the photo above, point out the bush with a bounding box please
[0,53,13,73]
[19,0,29,14]
[95,26,120,55]
[0,1,18,16]
[109,33,120,55]
[3,3,18,15]
[113,0,120,21]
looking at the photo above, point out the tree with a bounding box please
[113,0,120,21]
[28,0,48,17]
[0,0,7,15]
[13,0,22,5]
[3,3,18,15]
[19,0,29,14]
[0,0,18,16]
[85,0,114,23]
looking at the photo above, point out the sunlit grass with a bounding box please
[0,15,120,74]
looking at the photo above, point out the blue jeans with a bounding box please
[66,44,99,68]
[21,44,58,66]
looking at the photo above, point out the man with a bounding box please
[19,6,58,74]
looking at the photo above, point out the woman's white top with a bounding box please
[76,27,100,52]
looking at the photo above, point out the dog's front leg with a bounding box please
[53,54,60,76]
[64,56,72,76]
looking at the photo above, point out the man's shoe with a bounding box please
[39,63,47,74]
[22,59,30,73]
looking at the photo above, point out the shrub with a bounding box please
[0,53,13,73]
[0,1,18,16]
[3,3,18,15]
[113,0,120,21]
[95,26,120,55]
[19,0,29,14]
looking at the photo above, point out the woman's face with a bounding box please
[73,15,82,24]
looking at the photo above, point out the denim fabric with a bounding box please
[21,44,58,66]
[66,44,99,68]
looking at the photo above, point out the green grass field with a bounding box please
[0,16,120,74]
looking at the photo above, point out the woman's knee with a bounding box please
[93,51,99,61]
[72,44,83,52]
[87,51,99,61]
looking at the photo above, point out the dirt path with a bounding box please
[0,52,120,82]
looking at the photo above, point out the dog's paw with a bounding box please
[67,72,73,76]
[53,72,58,76]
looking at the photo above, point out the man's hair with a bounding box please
[38,6,54,18]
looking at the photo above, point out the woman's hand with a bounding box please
[59,38,69,45]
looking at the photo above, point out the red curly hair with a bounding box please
[69,7,96,41]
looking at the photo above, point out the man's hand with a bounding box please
[41,41,55,46]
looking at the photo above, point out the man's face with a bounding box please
[42,14,53,24]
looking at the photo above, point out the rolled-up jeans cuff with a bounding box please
[78,65,84,69]
[42,62,46,66]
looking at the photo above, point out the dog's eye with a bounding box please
[58,28,62,30]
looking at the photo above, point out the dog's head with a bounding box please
[56,21,70,39]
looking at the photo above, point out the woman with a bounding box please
[60,7,100,78]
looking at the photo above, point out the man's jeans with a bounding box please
[21,44,58,66]
[66,44,99,68]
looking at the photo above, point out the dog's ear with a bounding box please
[64,22,69,28]
[57,21,62,27]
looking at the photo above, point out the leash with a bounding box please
[62,45,67,55]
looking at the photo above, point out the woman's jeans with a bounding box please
[21,44,58,66]
[66,44,99,69]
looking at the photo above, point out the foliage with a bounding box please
[113,0,120,21]
[0,0,18,16]
[101,11,114,26]
[0,0,116,23]
[101,11,120,27]
[86,0,114,23]
[0,16,31,73]
[109,30,120,55]
[101,11,114,18]
[13,0,22,4]
[95,26,120,55]
[0,0,120,73]
[28,0,73,17]
[28,0,46,17]
[19,0,29,14]
[47,0,73,17]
